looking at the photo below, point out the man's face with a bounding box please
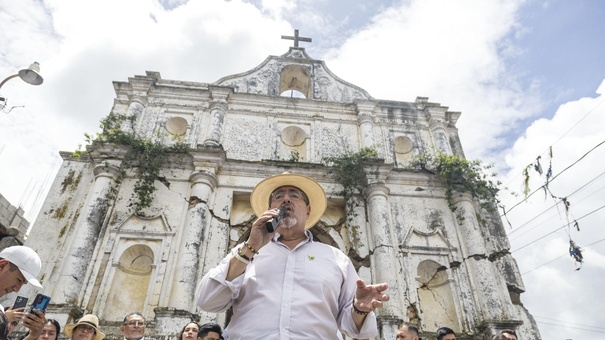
[270,186,310,229]
[72,324,96,340]
[501,333,517,340]
[120,315,146,340]
[0,260,26,296]
[396,326,418,340]
[201,331,220,340]
[442,334,456,340]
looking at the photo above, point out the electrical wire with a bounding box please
[521,237,605,275]
[501,139,605,217]
[512,204,605,253]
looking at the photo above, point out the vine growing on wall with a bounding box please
[322,147,382,220]
[410,151,501,212]
[74,113,190,213]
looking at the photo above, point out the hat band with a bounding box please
[79,321,98,329]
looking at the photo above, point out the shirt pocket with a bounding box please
[303,256,343,288]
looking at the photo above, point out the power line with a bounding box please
[501,139,605,217]
[508,169,605,238]
[521,237,605,275]
[533,315,605,331]
[509,180,605,242]
[536,320,605,334]
[502,96,605,189]
[512,204,605,253]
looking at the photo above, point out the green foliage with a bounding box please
[411,151,501,212]
[322,147,382,223]
[74,113,190,213]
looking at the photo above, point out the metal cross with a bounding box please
[281,29,312,47]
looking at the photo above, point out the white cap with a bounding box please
[0,246,42,289]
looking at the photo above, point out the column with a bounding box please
[50,160,121,304]
[356,100,376,148]
[203,87,231,146]
[452,193,508,322]
[363,185,403,321]
[123,97,145,133]
[169,170,218,311]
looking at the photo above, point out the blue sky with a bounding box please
[1,0,604,338]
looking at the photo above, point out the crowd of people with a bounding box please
[0,173,521,339]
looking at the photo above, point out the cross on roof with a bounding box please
[281,29,312,48]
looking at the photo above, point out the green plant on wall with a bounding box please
[322,147,381,220]
[74,113,190,213]
[410,150,501,212]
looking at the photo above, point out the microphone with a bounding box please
[266,206,287,232]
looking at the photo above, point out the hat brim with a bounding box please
[65,323,106,340]
[250,173,327,230]
[20,269,42,289]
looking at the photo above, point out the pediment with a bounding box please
[214,47,372,103]
[404,228,452,249]
[115,213,172,234]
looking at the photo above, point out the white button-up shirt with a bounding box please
[196,231,377,340]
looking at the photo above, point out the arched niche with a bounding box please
[417,260,460,333]
[278,65,310,98]
[104,244,154,321]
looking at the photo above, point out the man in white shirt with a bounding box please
[196,173,389,339]
[119,312,146,340]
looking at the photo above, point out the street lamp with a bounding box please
[0,62,43,113]
[0,62,44,89]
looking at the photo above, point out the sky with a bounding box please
[1,0,604,338]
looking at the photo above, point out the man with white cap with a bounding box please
[196,173,389,339]
[0,245,44,339]
[0,245,43,308]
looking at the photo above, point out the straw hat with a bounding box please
[250,173,327,229]
[64,314,105,340]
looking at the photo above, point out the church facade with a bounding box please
[25,41,541,339]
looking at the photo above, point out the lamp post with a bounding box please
[0,62,43,113]
[0,62,44,89]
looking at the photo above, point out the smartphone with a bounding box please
[266,206,286,232]
[12,296,28,309]
[30,293,51,314]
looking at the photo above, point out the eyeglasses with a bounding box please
[125,321,146,327]
[270,188,309,204]
[75,325,96,333]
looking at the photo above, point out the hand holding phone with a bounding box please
[30,293,51,314]
[12,296,28,310]
[266,206,286,232]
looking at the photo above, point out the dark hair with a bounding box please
[18,319,61,340]
[198,322,222,338]
[436,326,455,340]
[179,322,200,340]
[123,312,145,324]
[398,322,419,336]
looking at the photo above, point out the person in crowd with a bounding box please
[436,326,456,340]
[5,307,46,339]
[0,246,43,309]
[494,329,517,340]
[119,312,146,340]
[196,173,389,339]
[178,322,201,340]
[64,314,105,340]
[197,323,222,340]
[0,226,23,251]
[18,318,61,340]
[396,322,420,340]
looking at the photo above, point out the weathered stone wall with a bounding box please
[23,48,540,339]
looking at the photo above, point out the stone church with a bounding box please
[24,32,540,339]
